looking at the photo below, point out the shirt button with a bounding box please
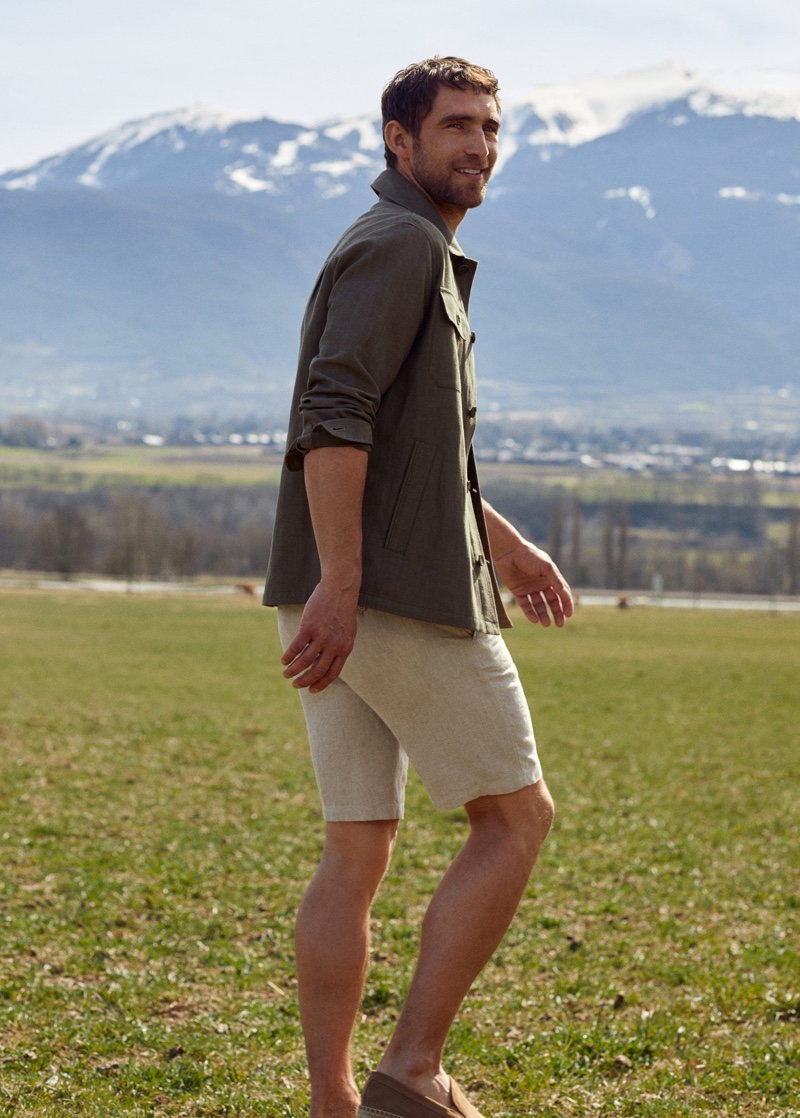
[457,262,470,274]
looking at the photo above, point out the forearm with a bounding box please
[481,498,573,628]
[481,498,527,561]
[304,445,368,590]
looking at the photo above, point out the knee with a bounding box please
[530,781,555,847]
[467,780,554,863]
[321,819,399,894]
[509,781,554,861]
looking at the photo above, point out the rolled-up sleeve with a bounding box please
[285,220,434,471]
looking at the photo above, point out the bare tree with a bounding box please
[0,498,29,567]
[103,493,170,581]
[547,489,565,568]
[36,504,94,578]
[236,518,273,577]
[616,502,630,589]
[603,501,616,588]
[788,508,799,595]
[1,414,49,447]
[169,529,197,577]
[569,495,582,585]
[602,500,630,588]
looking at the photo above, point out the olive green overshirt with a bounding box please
[263,168,511,633]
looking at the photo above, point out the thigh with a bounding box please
[338,609,542,812]
[277,606,408,822]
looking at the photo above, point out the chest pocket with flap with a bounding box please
[440,287,470,340]
[432,287,472,390]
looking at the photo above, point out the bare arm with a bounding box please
[482,499,574,627]
[281,446,368,692]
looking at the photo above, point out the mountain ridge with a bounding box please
[8,62,800,195]
[2,62,799,419]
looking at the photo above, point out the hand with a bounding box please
[493,541,574,627]
[281,581,359,693]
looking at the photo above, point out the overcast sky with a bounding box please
[3,0,800,172]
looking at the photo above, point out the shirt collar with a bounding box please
[371,168,466,258]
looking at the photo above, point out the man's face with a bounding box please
[406,85,500,216]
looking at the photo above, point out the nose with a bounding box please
[465,125,490,160]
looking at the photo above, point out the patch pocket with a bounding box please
[440,287,470,342]
[384,440,437,554]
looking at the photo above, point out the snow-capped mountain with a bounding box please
[2,62,800,417]
[1,105,385,200]
[6,62,800,197]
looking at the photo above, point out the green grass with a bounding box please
[478,461,800,510]
[2,444,799,509]
[0,445,283,490]
[0,593,798,1116]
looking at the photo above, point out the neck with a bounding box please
[393,163,466,235]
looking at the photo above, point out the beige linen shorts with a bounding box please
[277,605,542,821]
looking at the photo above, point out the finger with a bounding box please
[281,631,313,666]
[543,587,566,627]
[516,593,540,625]
[531,592,552,626]
[288,635,337,684]
[559,581,575,617]
[542,562,574,620]
[308,654,347,694]
[282,639,322,678]
[555,581,575,622]
[292,646,338,689]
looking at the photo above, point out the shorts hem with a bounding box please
[430,766,542,812]
[323,803,405,823]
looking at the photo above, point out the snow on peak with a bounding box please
[94,104,246,147]
[1,104,256,190]
[271,131,319,170]
[322,115,384,152]
[76,105,249,187]
[719,185,800,205]
[506,62,701,148]
[502,62,800,150]
[689,84,800,124]
[5,62,800,194]
[604,185,656,219]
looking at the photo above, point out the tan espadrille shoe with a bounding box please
[358,1071,486,1118]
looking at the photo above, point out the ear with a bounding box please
[384,120,412,164]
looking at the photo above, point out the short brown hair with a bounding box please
[381,56,500,168]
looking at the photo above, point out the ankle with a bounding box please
[309,1084,359,1118]
[373,1057,451,1109]
[378,1053,440,1080]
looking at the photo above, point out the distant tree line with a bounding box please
[0,416,53,448]
[0,486,275,581]
[0,479,798,595]
[480,478,800,596]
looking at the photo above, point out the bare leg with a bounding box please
[377,780,554,1106]
[296,818,399,1118]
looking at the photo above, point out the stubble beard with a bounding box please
[410,148,491,211]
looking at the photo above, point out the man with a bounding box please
[264,57,573,1118]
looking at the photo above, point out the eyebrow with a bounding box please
[437,112,501,128]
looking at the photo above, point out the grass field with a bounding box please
[0,445,283,490]
[2,443,798,508]
[0,593,798,1117]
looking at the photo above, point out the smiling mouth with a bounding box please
[455,168,485,177]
